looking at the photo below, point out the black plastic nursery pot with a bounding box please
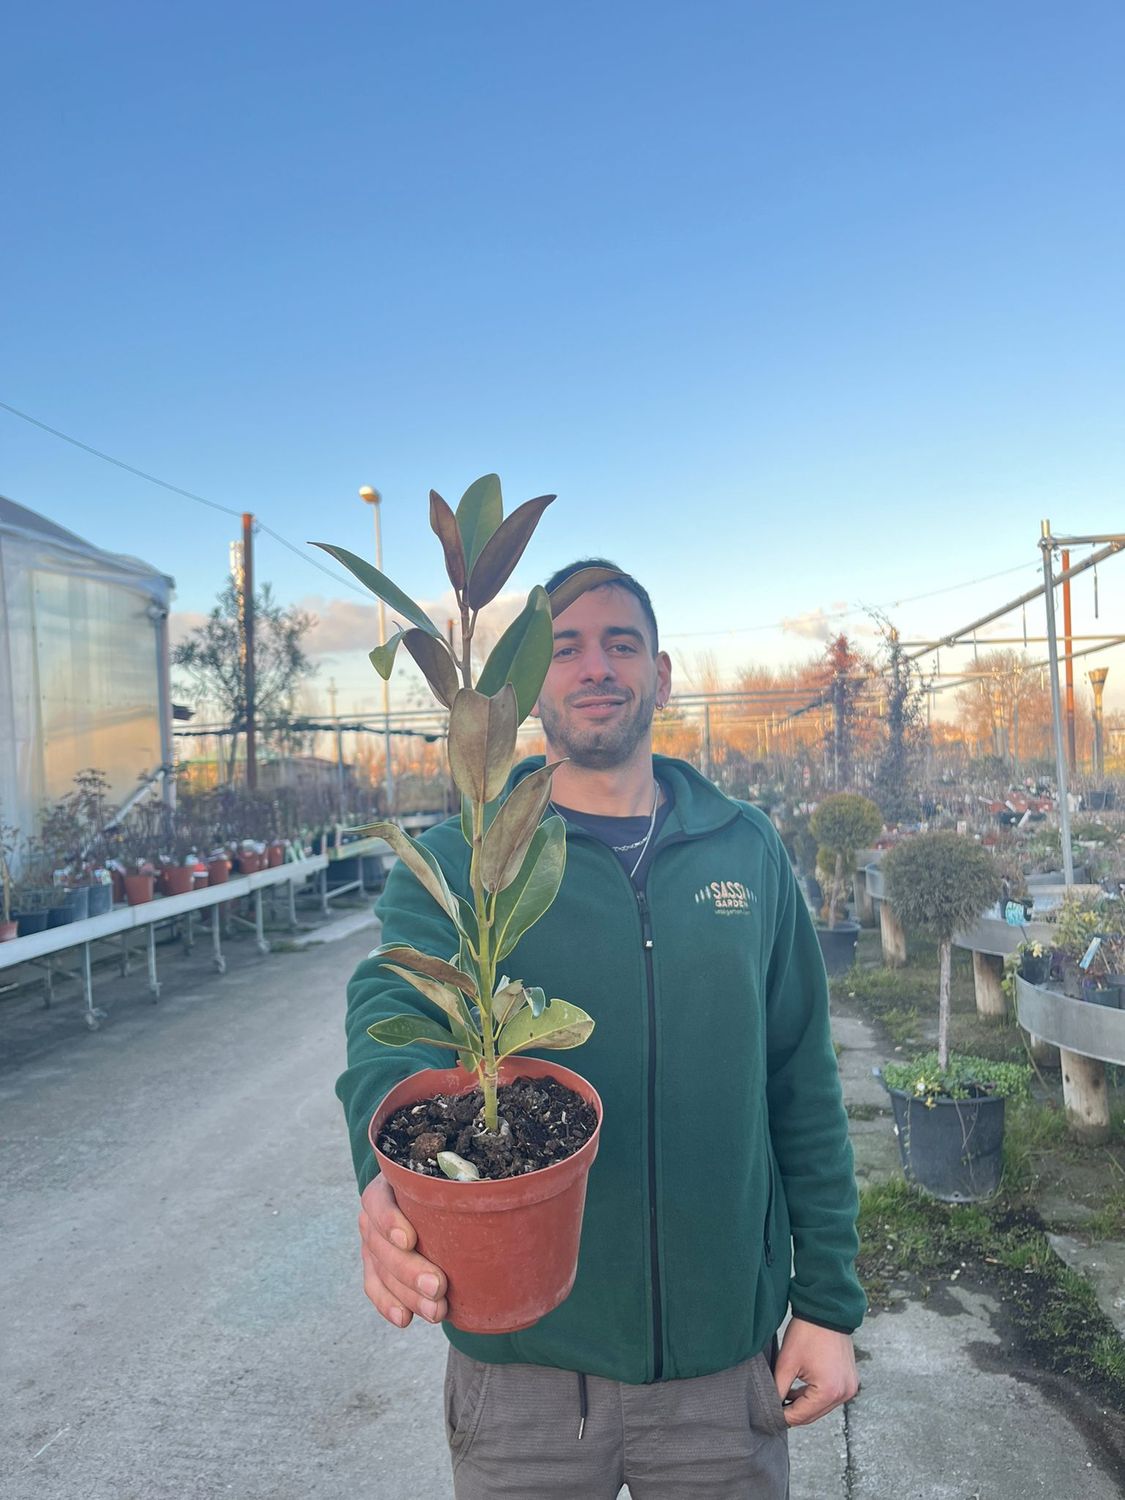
[87,883,113,917]
[815,920,861,976]
[13,910,49,937]
[885,1085,1006,1203]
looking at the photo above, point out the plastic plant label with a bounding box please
[1079,936,1102,972]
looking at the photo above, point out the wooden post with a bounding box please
[1060,1048,1110,1143]
[878,901,907,967]
[1026,1033,1059,1067]
[971,951,1006,1018]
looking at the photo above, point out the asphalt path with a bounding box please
[1,921,452,1500]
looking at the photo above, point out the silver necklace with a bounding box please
[552,779,661,880]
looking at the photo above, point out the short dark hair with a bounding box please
[544,557,659,652]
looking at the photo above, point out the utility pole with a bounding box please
[1062,548,1077,769]
[242,512,257,789]
[359,485,394,814]
[328,677,345,816]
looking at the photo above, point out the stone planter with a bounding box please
[815,921,861,976]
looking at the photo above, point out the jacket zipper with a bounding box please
[764,1152,775,1266]
[635,887,663,1380]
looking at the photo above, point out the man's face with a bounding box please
[535,585,672,770]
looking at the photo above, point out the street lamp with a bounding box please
[359,485,394,814]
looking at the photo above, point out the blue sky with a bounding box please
[4,2,1123,714]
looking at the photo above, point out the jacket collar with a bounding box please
[508,753,742,839]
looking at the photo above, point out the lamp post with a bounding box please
[359,485,394,814]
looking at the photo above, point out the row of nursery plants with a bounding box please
[0,774,359,941]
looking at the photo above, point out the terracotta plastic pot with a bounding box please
[370,1056,603,1335]
[161,866,195,897]
[0,919,18,942]
[110,868,126,904]
[237,851,263,875]
[124,873,155,905]
[207,857,231,885]
[267,841,285,868]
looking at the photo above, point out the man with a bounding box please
[338,561,864,1498]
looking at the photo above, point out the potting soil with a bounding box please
[377,1075,596,1179]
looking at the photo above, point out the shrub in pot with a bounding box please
[881,833,1008,1199]
[315,474,608,1332]
[808,793,882,973]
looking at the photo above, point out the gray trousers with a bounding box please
[445,1344,790,1499]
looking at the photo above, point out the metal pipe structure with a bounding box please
[1089,668,1109,781]
[1062,549,1077,769]
[1040,522,1074,887]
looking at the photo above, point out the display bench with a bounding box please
[0,855,327,1031]
[317,833,395,913]
[1016,975,1125,1142]
[953,915,1055,1017]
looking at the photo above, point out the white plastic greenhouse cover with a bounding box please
[0,495,176,842]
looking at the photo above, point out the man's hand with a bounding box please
[774,1318,858,1426]
[358,1174,448,1328]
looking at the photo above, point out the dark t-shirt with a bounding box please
[551,780,671,889]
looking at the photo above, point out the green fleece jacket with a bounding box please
[337,755,865,1383]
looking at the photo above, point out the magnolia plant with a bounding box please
[314,475,620,1145]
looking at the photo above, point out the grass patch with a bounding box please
[857,1177,1125,1408]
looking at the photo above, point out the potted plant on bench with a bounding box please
[808,792,882,974]
[880,831,1029,1201]
[315,474,615,1333]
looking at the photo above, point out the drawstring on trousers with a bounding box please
[577,1372,588,1440]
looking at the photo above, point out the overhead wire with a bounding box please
[0,398,371,597]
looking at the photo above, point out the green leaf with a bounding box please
[455,474,504,575]
[497,999,594,1057]
[493,814,567,961]
[403,629,459,708]
[365,821,457,921]
[448,685,518,804]
[369,628,408,680]
[547,565,626,617]
[465,494,555,609]
[491,978,528,1027]
[374,944,478,998]
[367,1014,465,1051]
[476,585,554,723]
[380,962,468,1026]
[453,894,481,955]
[479,762,562,893]
[429,489,467,593]
[310,543,442,638]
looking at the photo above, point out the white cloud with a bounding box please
[779,604,850,642]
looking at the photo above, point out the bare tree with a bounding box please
[173,579,317,781]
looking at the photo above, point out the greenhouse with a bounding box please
[0,494,174,841]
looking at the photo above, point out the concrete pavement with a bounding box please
[2,909,1123,1497]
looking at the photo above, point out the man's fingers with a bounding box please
[362,1174,416,1251]
[360,1238,413,1328]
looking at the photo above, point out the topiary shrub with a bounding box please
[809,793,883,929]
[883,832,998,1071]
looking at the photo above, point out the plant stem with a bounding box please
[470,795,499,1131]
[938,937,951,1071]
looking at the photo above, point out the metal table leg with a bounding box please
[211,910,226,974]
[287,876,297,932]
[254,888,270,955]
[147,925,161,1001]
[82,942,106,1031]
[320,865,329,916]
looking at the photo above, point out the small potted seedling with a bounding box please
[315,475,618,1332]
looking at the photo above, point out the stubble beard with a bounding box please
[538,683,658,770]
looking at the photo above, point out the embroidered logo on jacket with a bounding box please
[693,879,757,916]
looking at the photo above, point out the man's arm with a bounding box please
[762,843,866,1418]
